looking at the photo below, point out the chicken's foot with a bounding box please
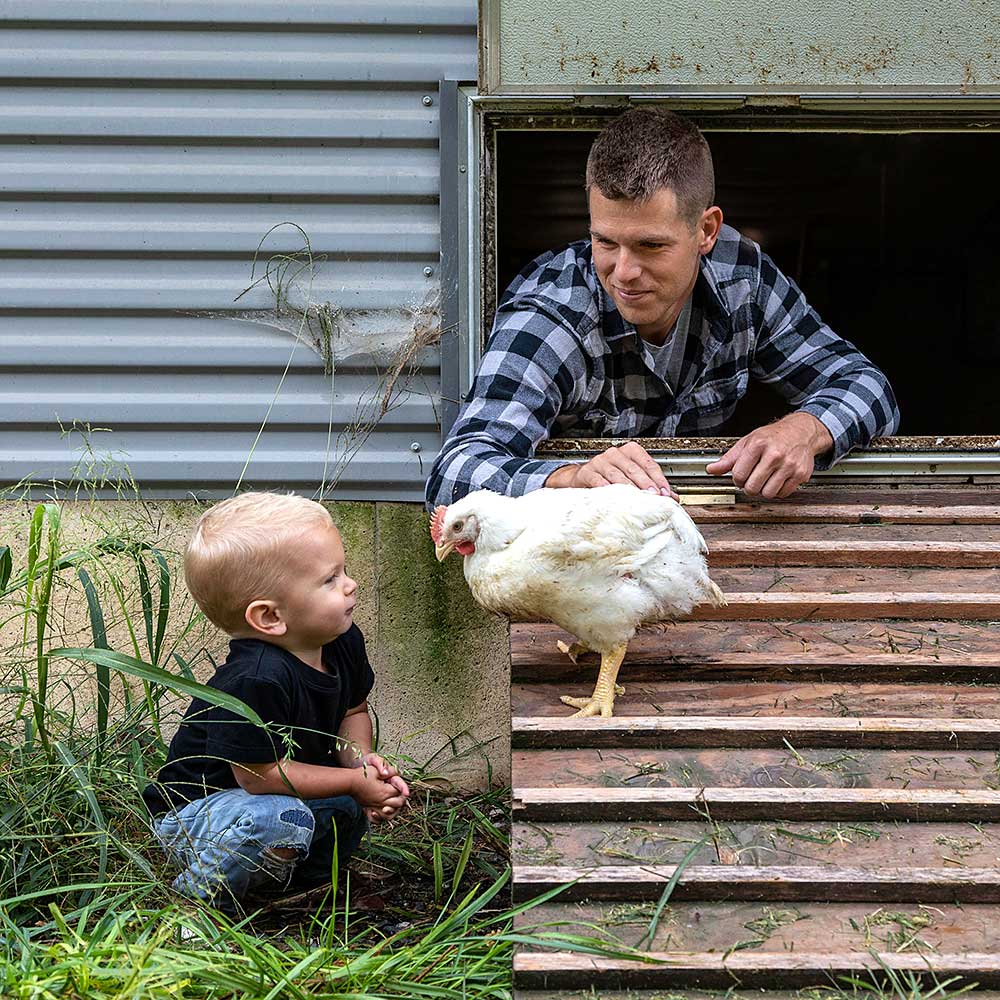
[559,643,628,718]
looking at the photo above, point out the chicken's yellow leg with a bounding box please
[559,643,628,719]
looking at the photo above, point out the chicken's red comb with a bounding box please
[429,505,448,545]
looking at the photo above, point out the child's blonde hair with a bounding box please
[185,492,334,634]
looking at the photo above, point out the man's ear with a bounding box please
[244,599,287,637]
[698,206,724,255]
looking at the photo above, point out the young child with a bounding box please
[142,492,409,912]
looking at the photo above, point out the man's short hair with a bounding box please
[586,109,715,225]
[185,492,334,634]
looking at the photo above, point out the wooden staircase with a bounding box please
[511,485,1000,996]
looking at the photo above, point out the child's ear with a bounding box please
[245,599,287,637]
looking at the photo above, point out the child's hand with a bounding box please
[350,765,407,814]
[358,752,400,782]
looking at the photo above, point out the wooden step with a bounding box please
[512,715,1000,750]
[513,863,1000,903]
[511,592,1000,622]
[516,900,1000,955]
[707,567,1000,592]
[512,620,1000,684]
[689,504,1000,525]
[690,592,1000,621]
[513,746,1000,790]
[514,819,1000,870]
[514,650,1000,684]
[513,951,1000,990]
[700,522,1000,541]
[708,538,1000,567]
[514,787,1000,823]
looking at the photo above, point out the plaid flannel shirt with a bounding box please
[426,224,900,508]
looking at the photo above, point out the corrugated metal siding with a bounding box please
[0,1,476,500]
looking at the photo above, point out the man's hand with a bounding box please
[545,441,679,500]
[706,412,833,499]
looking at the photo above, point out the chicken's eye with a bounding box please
[453,519,465,533]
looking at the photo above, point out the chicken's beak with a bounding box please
[434,539,456,561]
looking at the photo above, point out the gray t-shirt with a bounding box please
[643,295,693,394]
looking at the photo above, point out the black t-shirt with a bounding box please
[142,625,375,817]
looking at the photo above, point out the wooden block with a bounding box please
[513,786,1000,823]
[678,492,737,507]
[512,715,1000,750]
[513,951,1000,989]
[513,863,1000,903]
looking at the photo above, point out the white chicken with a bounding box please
[430,484,726,718]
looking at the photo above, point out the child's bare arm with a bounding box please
[334,702,376,768]
[230,758,405,812]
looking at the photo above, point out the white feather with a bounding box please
[439,484,726,654]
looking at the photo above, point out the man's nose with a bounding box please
[613,248,641,282]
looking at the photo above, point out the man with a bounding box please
[426,109,899,508]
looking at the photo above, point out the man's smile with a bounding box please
[614,287,651,302]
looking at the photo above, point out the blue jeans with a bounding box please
[153,788,368,910]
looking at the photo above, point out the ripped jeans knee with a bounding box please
[153,790,316,909]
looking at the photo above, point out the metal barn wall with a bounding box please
[0,2,476,500]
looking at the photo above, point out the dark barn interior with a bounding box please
[495,129,1000,436]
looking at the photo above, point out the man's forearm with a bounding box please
[543,463,579,488]
[792,410,834,458]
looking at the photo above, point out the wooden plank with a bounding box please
[512,682,1000,721]
[708,539,1000,568]
[512,620,1000,669]
[518,900,1000,956]
[510,594,1000,625]
[514,819,1000,871]
[513,863,1000,903]
[769,487,1000,505]
[513,650,1000,684]
[512,715,1000,750]
[689,592,1000,621]
[690,504,1000,525]
[513,787,1000,823]
[709,568,1000,592]
[513,951,1000,989]
[512,747,1000,791]
[700,523,1000,542]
